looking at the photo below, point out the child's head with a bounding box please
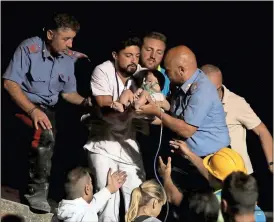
[65,167,93,203]
[221,172,258,219]
[125,179,167,222]
[133,69,165,92]
[203,148,247,190]
[185,189,220,222]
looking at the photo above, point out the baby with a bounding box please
[113,69,170,112]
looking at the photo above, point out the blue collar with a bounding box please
[180,69,200,93]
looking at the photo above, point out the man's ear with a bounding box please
[112,51,117,60]
[84,184,90,195]
[221,199,228,212]
[47,30,54,41]
[178,66,185,76]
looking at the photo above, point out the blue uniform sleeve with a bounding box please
[183,86,213,127]
[3,44,30,85]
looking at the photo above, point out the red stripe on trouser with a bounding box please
[15,113,42,149]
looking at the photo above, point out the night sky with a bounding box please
[1,1,273,212]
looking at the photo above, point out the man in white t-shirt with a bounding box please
[84,35,147,222]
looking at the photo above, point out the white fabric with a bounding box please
[88,153,145,222]
[56,187,111,222]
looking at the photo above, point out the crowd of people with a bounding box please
[2,12,273,222]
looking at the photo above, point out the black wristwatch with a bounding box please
[269,161,273,166]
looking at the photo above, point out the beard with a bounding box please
[119,63,137,77]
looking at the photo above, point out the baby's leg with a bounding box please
[134,90,150,110]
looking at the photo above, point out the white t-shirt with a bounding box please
[84,60,148,164]
[57,187,111,222]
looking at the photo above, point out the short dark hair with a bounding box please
[112,33,142,54]
[143,31,167,44]
[64,167,91,200]
[44,13,80,33]
[186,189,220,222]
[222,171,258,215]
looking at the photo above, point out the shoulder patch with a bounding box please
[190,82,198,94]
[27,43,40,54]
[64,49,89,60]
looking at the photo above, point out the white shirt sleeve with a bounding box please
[91,66,112,96]
[90,187,112,213]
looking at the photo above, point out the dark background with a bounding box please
[1,0,273,215]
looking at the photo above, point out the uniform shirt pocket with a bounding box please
[28,69,49,94]
[54,73,69,93]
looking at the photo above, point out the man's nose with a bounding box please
[150,50,156,59]
[67,39,73,48]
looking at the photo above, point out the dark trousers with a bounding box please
[15,106,56,212]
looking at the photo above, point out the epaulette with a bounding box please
[190,82,198,94]
[64,49,90,62]
[27,43,41,54]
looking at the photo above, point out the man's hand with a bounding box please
[158,156,172,179]
[111,101,125,112]
[269,164,273,174]
[82,97,92,107]
[169,140,191,158]
[106,168,127,193]
[135,96,159,116]
[30,108,52,130]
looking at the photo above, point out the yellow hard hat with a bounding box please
[203,148,247,181]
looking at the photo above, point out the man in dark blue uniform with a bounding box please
[3,13,91,212]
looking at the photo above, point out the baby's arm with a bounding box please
[134,90,150,110]
[119,89,134,108]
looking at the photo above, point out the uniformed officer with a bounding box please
[3,13,91,213]
[136,45,230,192]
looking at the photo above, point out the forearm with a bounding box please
[259,128,273,164]
[4,79,36,113]
[185,151,209,180]
[163,176,183,206]
[62,92,85,105]
[155,111,193,138]
[253,123,273,164]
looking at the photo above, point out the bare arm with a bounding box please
[170,140,209,180]
[163,175,183,206]
[159,112,197,138]
[158,157,183,206]
[61,92,87,106]
[252,122,273,171]
[4,79,36,113]
[4,79,52,130]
